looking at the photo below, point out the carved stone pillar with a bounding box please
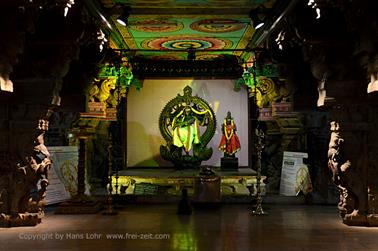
[0,111,54,227]
[366,103,378,225]
[0,1,104,224]
[327,105,372,226]
[0,3,58,227]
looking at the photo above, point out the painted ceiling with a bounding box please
[95,0,278,61]
[100,0,276,9]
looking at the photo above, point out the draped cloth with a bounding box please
[172,117,200,152]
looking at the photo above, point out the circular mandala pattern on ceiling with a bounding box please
[129,19,183,33]
[142,37,232,50]
[190,19,245,33]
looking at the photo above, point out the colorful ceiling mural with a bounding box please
[96,0,278,61]
[101,0,276,8]
[112,16,253,60]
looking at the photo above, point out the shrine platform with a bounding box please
[109,168,266,203]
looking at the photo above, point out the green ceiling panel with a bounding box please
[110,0,271,6]
[99,0,277,60]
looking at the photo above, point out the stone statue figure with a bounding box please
[219,111,240,170]
[328,121,366,224]
[218,111,241,157]
[159,86,216,168]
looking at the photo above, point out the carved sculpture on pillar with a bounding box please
[0,110,53,227]
[328,121,367,225]
[248,76,291,109]
[303,45,335,107]
[367,57,378,94]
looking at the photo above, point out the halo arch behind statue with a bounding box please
[159,86,216,168]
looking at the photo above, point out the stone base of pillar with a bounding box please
[0,212,44,227]
[342,214,367,226]
[367,214,378,227]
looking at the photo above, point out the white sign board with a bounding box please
[45,163,70,205]
[279,151,308,196]
[45,146,89,204]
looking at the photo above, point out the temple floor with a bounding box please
[1,202,378,251]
